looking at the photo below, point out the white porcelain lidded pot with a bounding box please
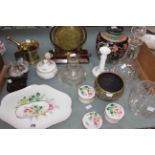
[36,53,57,79]
[104,103,125,124]
[78,85,95,104]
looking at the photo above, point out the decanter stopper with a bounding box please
[92,46,111,77]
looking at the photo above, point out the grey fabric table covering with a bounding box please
[0,26,154,129]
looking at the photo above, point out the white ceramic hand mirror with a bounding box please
[92,46,111,77]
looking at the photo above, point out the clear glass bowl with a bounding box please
[128,80,155,116]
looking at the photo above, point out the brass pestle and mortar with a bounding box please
[7,36,39,64]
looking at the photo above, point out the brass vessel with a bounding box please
[95,72,124,101]
[7,36,39,64]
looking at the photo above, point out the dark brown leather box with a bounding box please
[134,43,155,82]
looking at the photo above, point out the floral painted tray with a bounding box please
[0,84,72,129]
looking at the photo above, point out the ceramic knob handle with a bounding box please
[44,52,53,60]
[99,47,111,70]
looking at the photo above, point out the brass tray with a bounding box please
[50,26,87,51]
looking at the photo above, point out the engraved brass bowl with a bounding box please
[50,26,87,51]
[95,72,124,101]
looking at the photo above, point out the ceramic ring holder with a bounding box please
[92,46,111,77]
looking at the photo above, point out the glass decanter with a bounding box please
[126,26,147,59]
[59,53,86,86]
[111,26,147,82]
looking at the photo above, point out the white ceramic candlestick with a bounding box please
[92,46,111,77]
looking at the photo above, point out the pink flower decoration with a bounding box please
[111,45,118,53]
[48,104,54,110]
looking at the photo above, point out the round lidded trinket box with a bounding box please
[36,59,57,79]
[96,26,128,63]
[82,111,103,129]
[105,103,125,124]
[78,85,95,104]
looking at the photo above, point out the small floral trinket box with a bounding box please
[82,111,103,129]
[78,85,95,104]
[105,103,125,124]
